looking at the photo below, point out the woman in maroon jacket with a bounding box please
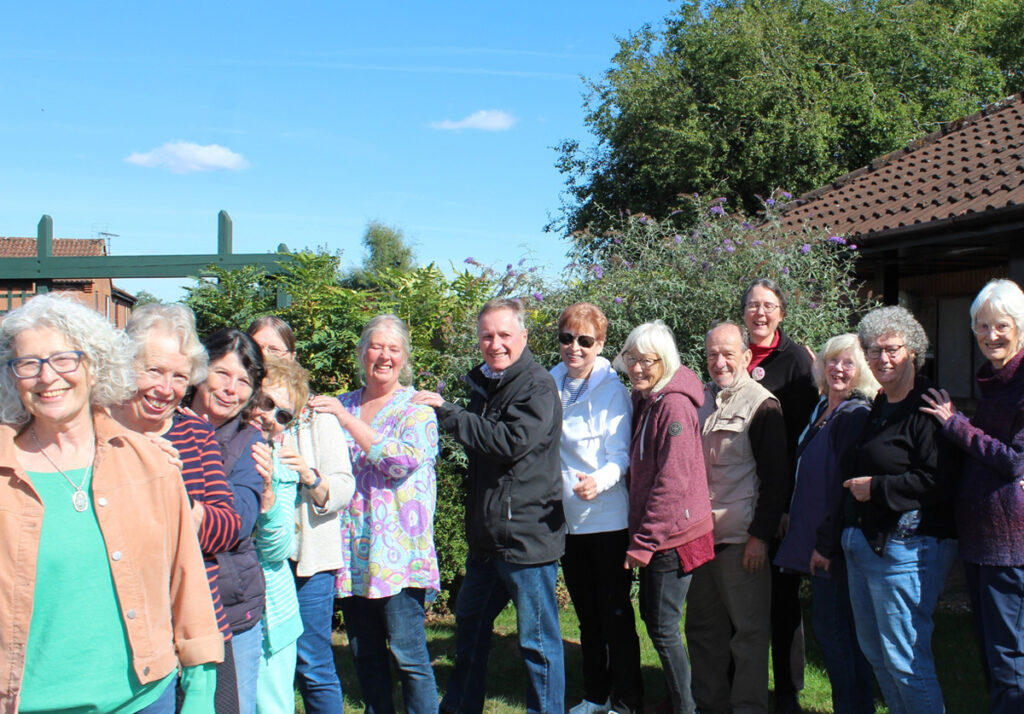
[615,320,714,714]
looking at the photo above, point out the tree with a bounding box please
[347,221,416,288]
[554,0,1010,242]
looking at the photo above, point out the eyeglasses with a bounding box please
[745,301,780,314]
[825,357,856,370]
[7,350,84,379]
[558,332,597,348]
[622,354,662,369]
[866,344,905,360]
[260,344,290,357]
[973,321,1015,337]
[255,394,295,426]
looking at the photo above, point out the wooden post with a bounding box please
[218,211,232,255]
[36,215,53,294]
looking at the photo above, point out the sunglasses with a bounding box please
[255,394,295,426]
[558,332,597,348]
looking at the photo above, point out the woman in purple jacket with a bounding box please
[921,278,1024,713]
[615,320,714,714]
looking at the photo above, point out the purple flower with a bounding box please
[674,234,682,244]
[850,244,858,251]
[781,191,792,199]
[710,205,726,216]
[715,197,727,204]
[638,216,648,225]
[506,263,513,271]
[783,266,791,275]
[518,258,527,266]
[614,237,621,244]
[809,302,818,308]
[592,265,604,279]
[532,292,543,302]
[464,257,475,264]
[752,240,764,247]
[828,235,847,245]
[766,198,776,206]
[725,243,735,253]
[614,296,623,305]
[623,260,632,268]
[741,222,753,230]
[800,243,811,254]
[436,380,446,392]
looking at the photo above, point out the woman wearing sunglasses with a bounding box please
[247,316,353,714]
[551,303,642,714]
[311,314,440,714]
[249,356,314,713]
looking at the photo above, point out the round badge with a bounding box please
[752,366,765,381]
[668,421,682,436]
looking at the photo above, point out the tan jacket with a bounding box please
[0,410,223,712]
[698,373,777,544]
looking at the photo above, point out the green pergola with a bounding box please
[0,212,291,305]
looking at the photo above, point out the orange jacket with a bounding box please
[0,409,223,712]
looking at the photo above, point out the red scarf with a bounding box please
[748,330,780,372]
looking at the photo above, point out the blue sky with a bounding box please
[1,1,673,301]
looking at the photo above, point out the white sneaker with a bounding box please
[568,699,610,714]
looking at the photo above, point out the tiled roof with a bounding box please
[778,94,1024,243]
[0,238,107,257]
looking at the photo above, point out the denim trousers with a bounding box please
[440,556,565,714]
[232,619,264,714]
[809,574,875,714]
[638,549,696,714]
[562,530,643,714]
[685,543,771,714]
[340,588,438,714]
[842,528,956,714]
[964,561,1024,714]
[134,676,175,714]
[294,568,345,714]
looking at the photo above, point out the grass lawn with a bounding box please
[310,594,985,713]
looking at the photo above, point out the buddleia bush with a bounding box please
[561,192,877,372]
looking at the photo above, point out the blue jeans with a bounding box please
[134,676,175,714]
[638,549,695,714]
[340,588,437,714]
[441,556,565,714]
[810,574,874,714]
[964,562,1024,714]
[842,528,956,714]
[294,568,345,714]
[232,620,264,714]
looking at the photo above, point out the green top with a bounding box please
[20,467,174,713]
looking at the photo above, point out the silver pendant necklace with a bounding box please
[31,428,93,512]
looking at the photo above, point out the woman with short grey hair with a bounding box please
[841,305,958,713]
[921,279,1024,712]
[614,320,713,714]
[0,293,222,712]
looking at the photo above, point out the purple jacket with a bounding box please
[945,348,1024,566]
[626,366,714,565]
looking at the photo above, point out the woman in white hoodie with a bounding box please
[552,303,642,714]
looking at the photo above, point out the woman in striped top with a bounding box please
[114,303,243,712]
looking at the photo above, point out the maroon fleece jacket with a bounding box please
[626,366,715,565]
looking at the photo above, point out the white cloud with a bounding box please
[125,141,250,173]
[430,110,516,132]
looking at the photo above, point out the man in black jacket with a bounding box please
[414,297,565,714]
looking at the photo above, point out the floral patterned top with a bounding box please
[335,386,441,600]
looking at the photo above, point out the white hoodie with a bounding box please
[550,356,632,534]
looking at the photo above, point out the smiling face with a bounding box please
[625,351,665,396]
[126,330,192,433]
[251,381,295,437]
[193,352,254,428]
[824,347,858,400]
[743,285,784,347]
[706,324,752,389]
[11,327,93,429]
[363,329,405,393]
[866,333,915,396]
[559,324,604,380]
[478,308,528,373]
[250,325,294,361]
[974,303,1021,370]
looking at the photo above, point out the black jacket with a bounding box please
[756,328,818,472]
[437,346,565,564]
[839,376,959,555]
